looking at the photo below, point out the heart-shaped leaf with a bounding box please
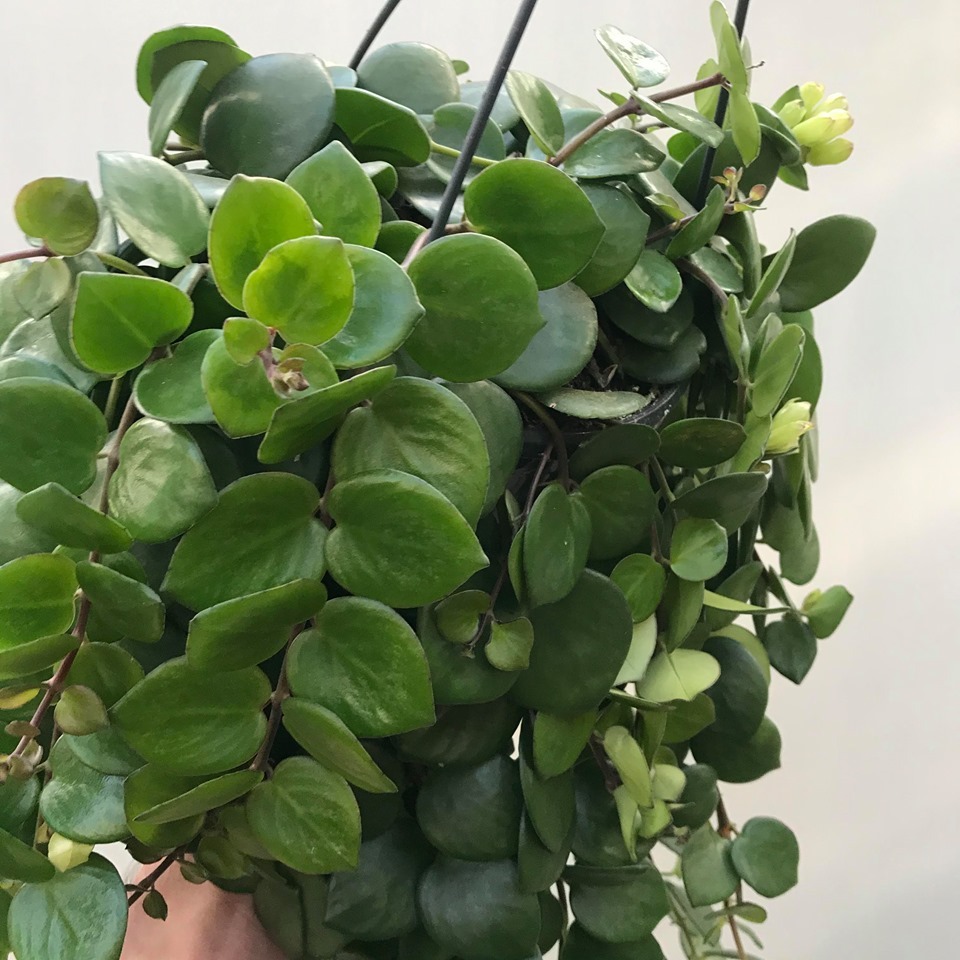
[636,649,720,703]
[15,483,131,554]
[132,329,219,424]
[14,178,99,256]
[730,817,799,897]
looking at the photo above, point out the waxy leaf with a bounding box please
[561,924,665,960]
[465,159,604,290]
[134,769,262,825]
[99,152,209,266]
[666,185,726,260]
[246,756,360,873]
[681,825,738,906]
[487,619,535,672]
[0,553,76,648]
[0,830,55,884]
[13,258,71,321]
[243,236,355,345]
[659,418,745,469]
[148,59,206,155]
[9,855,126,960]
[751,325,805,417]
[563,129,664,179]
[568,863,668,942]
[611,554,666,623]
[14,178,99,256]
[569,424,660,480]
[702,635,768,739]
[109,418,217,543]
[674,472,768,533]
[334,376,490,525]
[124,766,205,848]
[731,817,799,897]
[625,250,683,312]
[201,53,336,179]
[287,597,434,737]
[692,716,782,783]
[0,634,78,681]
[575,184,650,297]
[596,25,670,88]
[635,96,723,147]
[208,175,317,310]
[76,561,164,644]
[334,88,431,167]
[505,71,565,155]
[428,103,506,186]
[614,617,658,684]
[0,378,105,494]
[764,615,817,684]
[112,657,270,775]
[670,517,728,582]
[358,41,459,114]
[579,466,656,561]
[133,329,218,424]
[72,273,192,375]
[282,698,397,793]
[287,141,381,247]
[163,472,327,611]
[533,710,596,780]
[15,483,130,554]
[636,650,720,703]
[405,233,543,382]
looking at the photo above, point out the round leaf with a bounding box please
[568,864,668,942]
[596,25,670,88]
[325,469,488,608]
[658,418,746,469]
[670,517,728,582]
[579,466,657,561]
[15,483,131,554]
[465,159,604,290]
[334,88,431,167]
[201,53,336,179]
[287,597,434,737]
[575,184,650,297]
[691,716,782,783]
[76,561,164,644]
[133,329,219,424]
[611,555,665,623]
[0,553,76,648]
[428,103,506,185]
[702,635,768,739]
[636,650,721,703]
[14,178,98,256]
[405,233,543,382]
[357,42,459,115]
[562,129,664,179]
[674,472,768,533]
[731,817,799,897]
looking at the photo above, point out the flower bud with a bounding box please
[778,99,806,129]
[799,81,825,112]
[47,833,93,872]
[792,114,838,147]
[54,685,109,736]
[766,399,813,456]
[807,137,854,166]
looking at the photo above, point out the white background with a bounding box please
[1,1,958,957]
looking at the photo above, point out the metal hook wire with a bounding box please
[349,0,405,70]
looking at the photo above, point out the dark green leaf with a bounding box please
[666,186,726,260]
[692,715,782,783]
[76,561,164,643]
[569,425,660,480]
[464,159,604,290]
[569,863,668,942]
[461,80,521,131]
[681,825,738,907]
[335,88,431,167]
[533,710,595,779]
[601,283,693,350]
[287,597,434,737]
[505,71,564,155]
[9,855,125,960]
[702,635,768,738]
[0,634,78,681]
[246,756,360,873]
[746,231,796,318]
[670,763,719,830]
[0,379,105,494]
[560,924,665,959]
[563,129,664,179]
[731,816,799,897]
[428,103,506,186]
[674,472,767,533]
[357,42,459,114]
[611,554,665,622]
[658,418,745,469]
[66,642,142,708]
[98,153,208,267]
[520,730,574,853]
[0,829,54,884]
[123,766,204,848]
[112,657,270,774]
[135,770,262,825]
[804,584,852,638]
[201,53,336,179]
[325,469,488,607]
[108,418,217,543]
[764,614,817,683]
[163,472,327,610]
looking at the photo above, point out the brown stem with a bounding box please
[165,148,205,166]
[549,73,726,167]
[678,258,729,306]
[127,852,179,906]
[250,627,301,774]
[0,245,52,265]
[589,733,622,793]
[511,391,570,489]
[716,794,749,960]
[522,443,554,519]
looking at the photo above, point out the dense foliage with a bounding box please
[0,4,873,959]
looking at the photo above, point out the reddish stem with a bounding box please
[0,245,52,265]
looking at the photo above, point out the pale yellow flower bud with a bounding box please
[47,833,94,872]
[807,137,854,166]
[766,399,813,456]
[799,81,826,112]
[817,93,849,113]
[792,114,839,146]
[778,99,806,128]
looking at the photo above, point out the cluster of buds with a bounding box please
[713,166,767,211]
[777,82,854,166]
[766,398,814,456]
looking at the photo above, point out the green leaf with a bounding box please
[603,726,652,808]
[658,418,745,469]
[258,365,395,464]
[505,71,565,155]
[222,317,269,365]
[208,174,317,310]
[562,129,664,179]
[418,857,541,960]
[778,215,876,311]
[442,380,523,514]
[14,178,99,256]
[0,829,54,884]
[246,756,360,873]
[334,88,431,167]
[512,570,633,715]
[666,186,726,260]
[325,469,488,607]
[108,418,217,543]
[282,698,397,794]
[357,41,459,114]
[123,766,204,848]
[416,755,522,861]
[692,716,782,783]
[803,584,853,638]
[662,573,704,651]
[674,472,768,533]
[38,739,127,844]
[579,465,656,562]
[702,635,768,739]
[163,472,327,611]
[764,614,817,683]
[750,324,805,417]
[0,553,76,648]
[611,555,665,623]
[201,53,336,179]
[614,617,658,684]
[433,590,489,646]
[574,184,651,298]
[0,634,78,681]
[731,816,799,897]
[9,854,125,960]
[533,710,596,779]
[112,657,270,775]
[53,684,109,736]
[569,425,660,480]
[560,924,665,959]
[636,649,720,703]
[465,158,603,290]
[568,863,668,942]
[461,80,521,131]
[663,694,715,745]
[0,379,105,494]
[321,245,424,368]
[670,518,728,582]
[635,96,723,147]
[681,825,738,907]
[595,25,670,88]
[671,763,719,830]
[242,236,355,345]
[522,482,592,608]
[326,817,434,940]
[66,642,142,708]
[133,329,218,424]
[13,259,72,321]
[729,90,761,165]
[287,141,381,247]
[135,769,262,825]
[487,619,535,672]
[199,338,279,438]
[147,59,205,155]
[746,231,796,318]
[519,728,575,853]
[625,250,683,312]
[98,153,208,267]
[186,580,325,672]
[710,1,748,91]
[287,597,434,737]
[405,233,542,382]
[428,103,506,186]
[15,484,131,554]
[333,376,489,526]
[538,388,650,420]
[602,283,693,351]
[494,283,598,392]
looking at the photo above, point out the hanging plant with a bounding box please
[0,2,872,958]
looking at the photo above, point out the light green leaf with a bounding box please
[14,178,99,256]
[133,329,218,424]
[486,618,535,672]
[611,554,665,623]
[15,484,131,554]
[625,250,683,313]
[148,59,206,155]
[614,616,658,684]
[746,231,796,318]
[505,71,565,155]
[603,726,652,808]
[636,649,721,703]
[357,41,460,115]
[595,25,670,88]
[0,553,76,648]
[76,561,164,644]
[222,317,270,365]
[670,517,728,582]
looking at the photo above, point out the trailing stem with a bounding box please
[510,391,570,488]
[250,626,302,774]
[717,794,749,960]
[0,245,52,264]
[126,852,179,907]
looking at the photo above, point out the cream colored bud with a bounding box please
[766,399,813,456]
[792,114,838,146]
[807,137,854,166]
[818,92,849,113]
[799,81,826,112]
[47,834,94,872]
[778,99,806,128]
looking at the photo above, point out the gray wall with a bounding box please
[1,1,956,956]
